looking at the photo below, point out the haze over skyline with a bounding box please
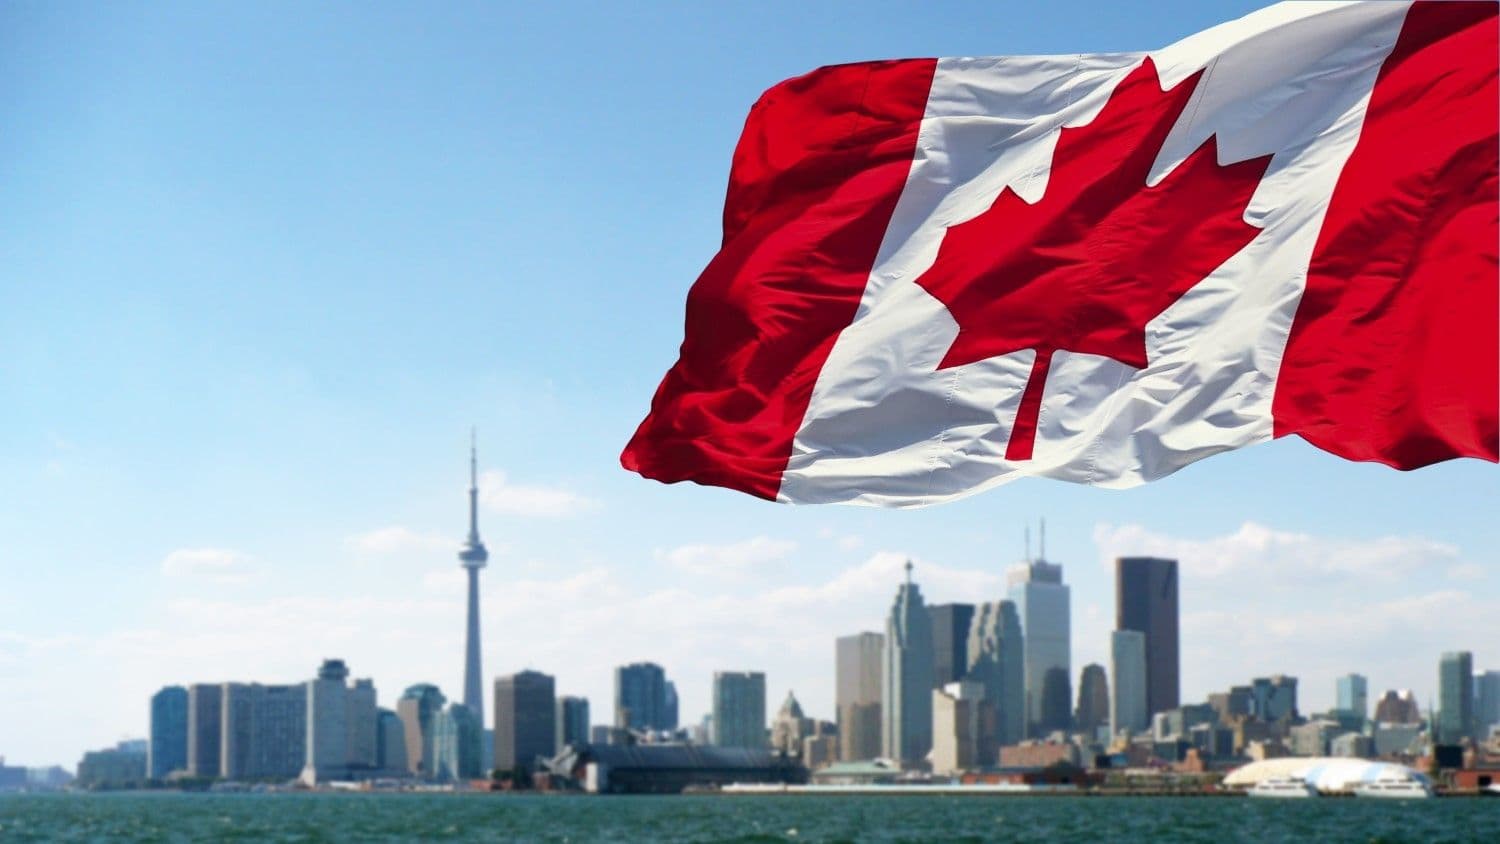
[2,0,1494,767]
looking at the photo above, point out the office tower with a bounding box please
[148,686,188,779]
[186,684,223,778]
[883,562,935,763]
[712,671,767,748]
[432,703,483,780]
[1110,630,1148,736]
[835,632,884,761]
[302,659,379,784]
[494,671,557,771]
[929,603,976,687]
[1075,664,1110,735]
[376,709,407,775]
[614,662,672,731]
[1008,557,1070,736]
[459,434,489,727]
[965,600,1025,758]
[1438,651,1474,744]
[664,681,680,732]
[770,691,815,755]
[556,696,590,753]
[1373,689,1422,724]
[1115,556,1180,720]
[397,684,447,778]
[221,683,306,780]
[1477,671,1500,736]
[931,680,984,774]
[1250,675,1299,722]
[1335,673,1368,720]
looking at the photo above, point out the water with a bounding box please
[0,793,1494,843]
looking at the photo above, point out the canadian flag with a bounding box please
[623,1,1497,507]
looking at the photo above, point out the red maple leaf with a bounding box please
[914,58,1272,461]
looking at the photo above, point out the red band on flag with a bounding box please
[1273,1,1499,467]
[621,59,937,500]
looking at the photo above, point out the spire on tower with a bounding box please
[904,559,914,584]
[459,429,488,568]
[1040,517,1046,561]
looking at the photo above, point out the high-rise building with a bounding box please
[965,600,1024,758]
[883,562,935,763]
[1110,630,1147,737]
[459,434,489,729]
[1115,557,1179,720]
[432,703,484,780]
[1437,651,1474,744]
[1372,689,1422,725]
[931,680,984,774]
[556,696,590,753]
[396,684,446,778]
[712,671,767,748]
[186,684,223,778]
[1008,558,1070,736]
[1075,664,1110,736]
[614,662,671,732]
[1335,673,1368,720]
[664,681,680,732]
[221,683,306,780]
[835,632,884,761]
[302,659,379,784]
[1477,670,1500,736]
[769,691,814,756]
[1250,676,1299,722]
[494,670,557,771]
[375,709,407,775]
[148,686,188,779]
[929,603,976,687]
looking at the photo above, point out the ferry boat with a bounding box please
[1353,778,1434,799]
[1247,777,1318,798]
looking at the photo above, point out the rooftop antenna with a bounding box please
[1024,524,1032,562]
[1040,517,1047,561]
[905,559,914,585]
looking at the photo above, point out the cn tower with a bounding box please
[458,430,489,724]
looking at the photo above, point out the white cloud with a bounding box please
[656,536,798,575]
[345,526,452,555]
[478,470,595,518]
[160,548,255,584]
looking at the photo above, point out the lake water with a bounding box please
[0,793,1494,842]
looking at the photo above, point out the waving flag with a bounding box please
[623,1,1498,507]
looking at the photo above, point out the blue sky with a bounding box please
[1,1,1495,767]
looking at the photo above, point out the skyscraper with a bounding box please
[1437,651,1474,744]
[397,684,447,778]
[302,659,379,784]
[1075,663,1110,736]
[1250,675,1299,722]
[1335,673,1368,720]
[432,703,484,780]
[458,433,489,728]
[1477,670,1500,737]
[965,600,1025,757]
[494,671,557,771]
[712,671,767,748]
[1110,630,1148,737]
[1115,556,1179,720]
[221,683,307,780]
[1008,557,1070,736]
[555,696,590,752]
[186,684,223,778]
[929,603,975,687]
[835,632,884,761]
[148,686,188,780]
[375,709,407,775]
[614,662,671,731]
[883,562,935,764]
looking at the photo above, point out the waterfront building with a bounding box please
[614,662,671,732]
[222,682,306,780]
[432,703,483,780]
[1110,630,1148,736]
[1115,556,1180,720]
[556,696,590,752]
[75,741,147,789]
[148,685,188,779]
[375,709,407,775]
[1335,673,1368,721]
[1477,670,1500,735]
[302,659,379,784]
[1330,732,1374,758]
[883,562,935,764]
[835,631,883,761]
[1372,688,1422,724]
[712,671,767,748]
[494,670,557,771]
[769,691,814,756]
[186,683,223,778]
[931,680,983,774]
[550,744,805,794]
[1371,722,1423,756]
[1008,557,1070,736]
[396,684,446,778]
[1250,675,1298,722]
[965,600,1025,752]
[1075,663,1110,736]
[1438,651,1474,743]
[458,434,490,731]
[929,603,975,687]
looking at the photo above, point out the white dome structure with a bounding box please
[1223,757,1430,794]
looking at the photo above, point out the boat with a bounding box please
[1353,778,1434,799]
[1248,777,1318,798]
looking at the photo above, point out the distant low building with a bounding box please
[550,744,805,794]
[1372,722,1424,757]
[1330,732,1373,758]
[801,734,838,770]
[999,742,1079,769]
[1289,720,1341,757]
[76,741,147,790]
